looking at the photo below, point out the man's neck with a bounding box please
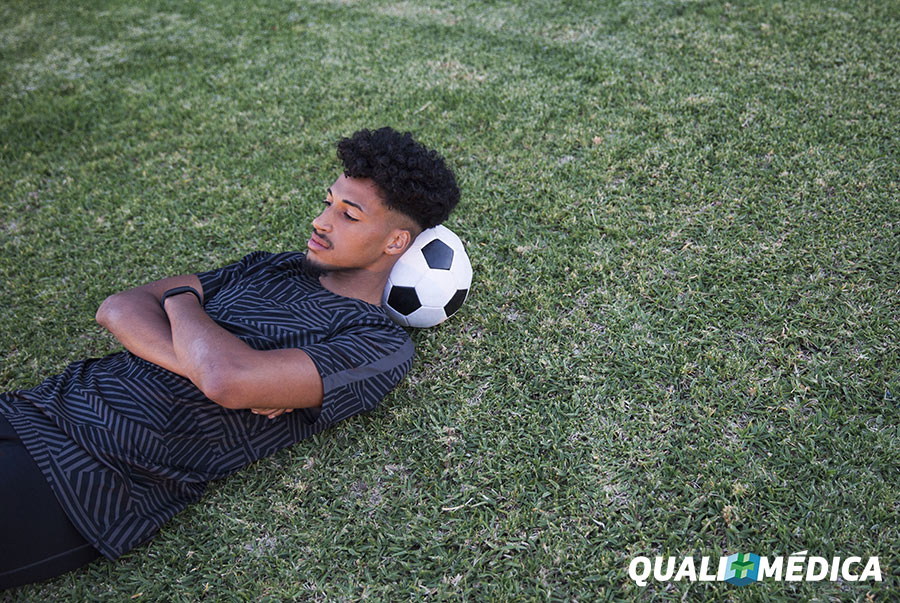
[318,270,388,306]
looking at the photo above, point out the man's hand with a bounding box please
[250,407,295,419]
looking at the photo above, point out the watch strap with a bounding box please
[160,285,202,308]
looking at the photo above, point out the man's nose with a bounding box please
[312,210,330,232]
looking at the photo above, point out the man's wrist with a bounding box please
[160,286,202,308]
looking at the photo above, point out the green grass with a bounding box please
[1,0,898,599]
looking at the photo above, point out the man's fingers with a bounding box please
[250,407,294,419]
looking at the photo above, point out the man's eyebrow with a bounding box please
[327,187,366,213]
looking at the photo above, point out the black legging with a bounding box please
[0,415,102,590]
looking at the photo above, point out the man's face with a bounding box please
[306,174,410,273]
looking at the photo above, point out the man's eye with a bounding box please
[323,198,356,221]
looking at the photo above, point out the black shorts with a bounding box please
[0,414,102,590]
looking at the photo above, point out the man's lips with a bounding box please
[307,232,330,251]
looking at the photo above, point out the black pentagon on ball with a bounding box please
[444,289,468,317]
[421,239,454,270]
[387,286,421,316]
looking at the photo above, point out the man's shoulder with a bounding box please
[327,296,409,334]
[319,294,412,348]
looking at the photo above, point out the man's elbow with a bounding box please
[194,366,244,409]
[96,294,122,328]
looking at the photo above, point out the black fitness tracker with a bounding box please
[160,286,202,308]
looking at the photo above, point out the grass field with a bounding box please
[1,0,898,600]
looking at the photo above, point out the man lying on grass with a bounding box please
[0,127,460,590]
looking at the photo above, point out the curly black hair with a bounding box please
[337,127,460,231]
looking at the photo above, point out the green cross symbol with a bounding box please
[731,554,755,579]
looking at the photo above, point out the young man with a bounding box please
[0,127,460,589]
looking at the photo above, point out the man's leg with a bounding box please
[0,415,102,590]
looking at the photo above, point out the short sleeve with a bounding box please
[195,251,273,303]
[301,322,414,429]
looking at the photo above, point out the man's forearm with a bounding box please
[96,288,186,377]
[163,292,249,401]
[162,292,323,410]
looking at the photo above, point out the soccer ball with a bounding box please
[382,224,472,328]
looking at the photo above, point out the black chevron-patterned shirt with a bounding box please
[0,251,414,558]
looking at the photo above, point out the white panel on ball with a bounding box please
[415,271,458,308]
[389,250,430,286]
[405,306,448,329]
[383,305,410,328]
[452,251,472,289]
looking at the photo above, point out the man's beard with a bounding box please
[299,254,353,279]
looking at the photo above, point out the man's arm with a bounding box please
[95,274,205,377]
[162,292,324,411]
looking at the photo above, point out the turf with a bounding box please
[1,0,898,600]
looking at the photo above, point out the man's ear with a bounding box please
[384,229,413,256]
